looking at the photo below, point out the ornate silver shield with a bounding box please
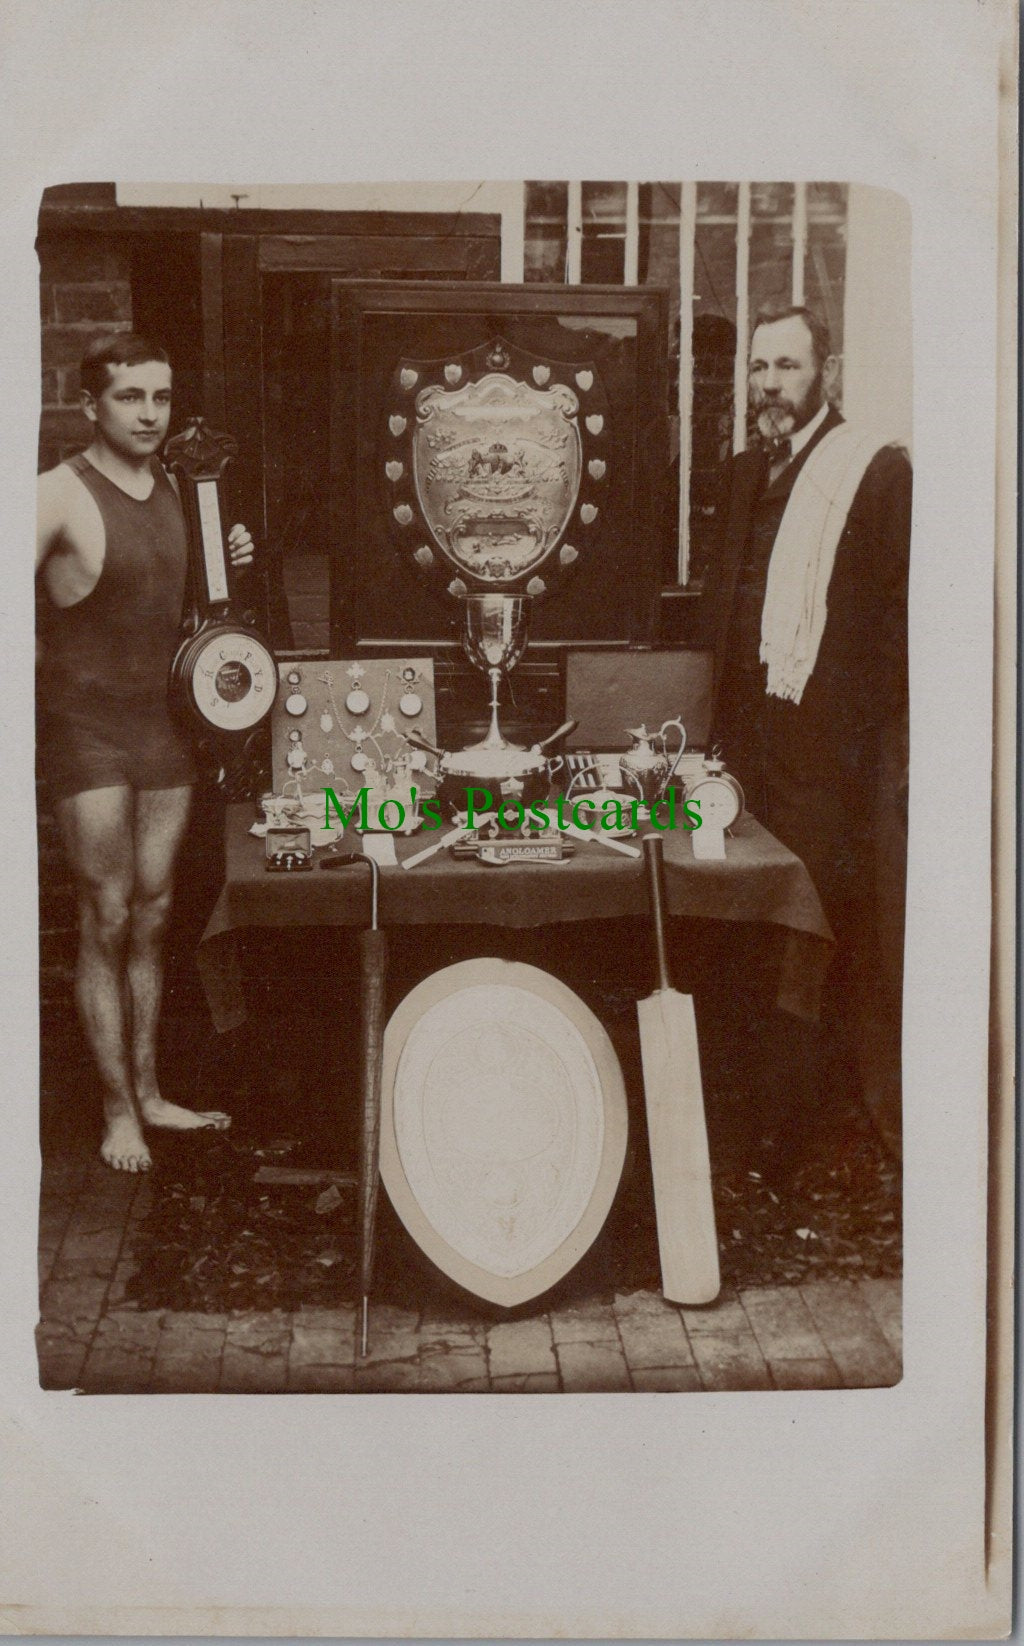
[413,373,582,582]
[385,337,609,600]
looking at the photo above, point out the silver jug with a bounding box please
[619,718,686,806]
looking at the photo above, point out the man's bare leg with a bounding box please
[129,784,231,1134]
[55,786,150,1171]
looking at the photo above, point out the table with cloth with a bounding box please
[195,804,833,1312]
[199,806,831,1028]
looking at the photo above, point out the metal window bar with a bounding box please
[624,181,640,285]
[791,181,807,305]
[502,183,527,283]
[732,181,752,454]
[521,181,820,576]
[676,181,697,584]
[566,181,583,284]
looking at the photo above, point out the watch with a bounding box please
[166,417,276,738]
[686,757,745,831]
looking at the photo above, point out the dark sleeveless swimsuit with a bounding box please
[38,454,198,800]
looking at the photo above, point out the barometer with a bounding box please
[166,417,276,738]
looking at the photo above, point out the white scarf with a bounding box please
[759,423,891,704]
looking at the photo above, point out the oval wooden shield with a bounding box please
[379,959,628,1307]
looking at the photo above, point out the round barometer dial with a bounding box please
[178,627,277,733]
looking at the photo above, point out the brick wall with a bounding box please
[37,232,132,472]
[37,232,134,1014]
[37,789,79,1026]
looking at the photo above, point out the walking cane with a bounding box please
[320,853,387,1355]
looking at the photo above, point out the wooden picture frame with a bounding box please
[329,281,670,659]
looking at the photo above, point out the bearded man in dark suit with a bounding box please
[705,304,912,1161]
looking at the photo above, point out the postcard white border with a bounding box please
[0,0,1013,1636]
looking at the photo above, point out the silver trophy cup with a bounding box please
[461,593,531,752]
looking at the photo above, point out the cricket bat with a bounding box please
[636,833,721,1305]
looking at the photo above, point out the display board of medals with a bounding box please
[269,657,437,804]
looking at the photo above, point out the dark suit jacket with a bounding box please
[707,407,912,769]
[703,407,912,944]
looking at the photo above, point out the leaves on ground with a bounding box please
[126,1134,357,1312]
[125,1120,900,1313]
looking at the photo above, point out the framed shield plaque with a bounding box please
[330,281,670,655]
[379,958,629,1307]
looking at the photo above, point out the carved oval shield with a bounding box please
[379,959,628,1307]
[412,374,583,583]
[387,337,609,601]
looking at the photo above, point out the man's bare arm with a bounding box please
[36,466,67,571]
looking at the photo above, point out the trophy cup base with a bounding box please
[461,731,528,757]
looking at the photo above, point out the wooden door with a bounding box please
[202,213,504,650]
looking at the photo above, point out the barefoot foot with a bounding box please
[138,1096,232,1132]
[100,1113,153,1173]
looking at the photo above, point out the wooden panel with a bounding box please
[635,280,671,635]
[200,232,226,426]
[657,586,704,644]
[259,233,500,274]
[268,655,437,796]
[220,235,270,634]
[39,195,501,241]
[563,648,713,750]
[129,232,205,429]
[333,280,665,320]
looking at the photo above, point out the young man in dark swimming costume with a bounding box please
[36,333,255,1172]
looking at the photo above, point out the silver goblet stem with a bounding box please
[483,665,504,749]
[461,593,532,751]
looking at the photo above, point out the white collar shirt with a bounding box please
[786,400,831,461]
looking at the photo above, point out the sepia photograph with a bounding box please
[35,179,910,1396]
[2,0,1013,1636]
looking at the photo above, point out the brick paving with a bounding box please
[36,1148,902,1395]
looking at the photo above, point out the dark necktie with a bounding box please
[765,436,792,485]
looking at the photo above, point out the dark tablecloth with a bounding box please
[197,806,833,1031]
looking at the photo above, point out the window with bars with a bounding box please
[524,180,848,588]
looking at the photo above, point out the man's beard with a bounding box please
[754,369,825,442]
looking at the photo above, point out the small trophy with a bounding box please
[460,592,531,753]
